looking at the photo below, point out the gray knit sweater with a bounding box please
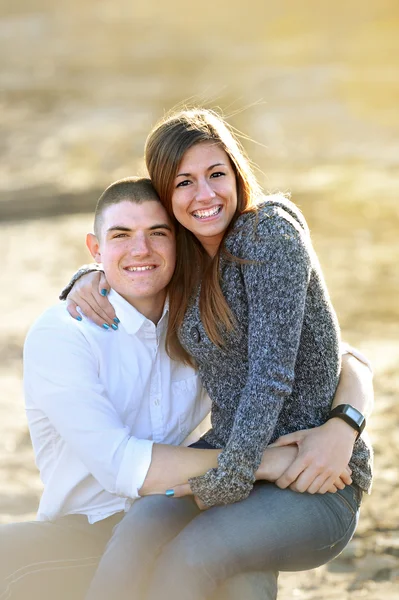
[62,197,372,507]
[180,198,372,506]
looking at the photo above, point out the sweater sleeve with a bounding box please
[189,212,313,506]
[59,263,104,300]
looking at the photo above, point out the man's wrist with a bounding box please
[327,403,366,440]
[324,416,358,443]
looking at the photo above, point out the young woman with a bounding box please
[62,109,373,600]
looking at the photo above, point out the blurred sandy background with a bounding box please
[0,1,398,598]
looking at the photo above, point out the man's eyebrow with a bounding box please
[106,225,132,233]
[176,162,226,178]
[106,224,173,233]
[148,223,173,232]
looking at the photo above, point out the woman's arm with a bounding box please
[61,268,117,327]
[189,212,318,507]
[272,351,373,494]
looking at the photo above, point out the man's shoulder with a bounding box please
[25,303,90,351]
[27,302,79,334]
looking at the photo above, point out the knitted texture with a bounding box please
[61,198,373,506]
[59,264,103,301]
[182,198,372,506]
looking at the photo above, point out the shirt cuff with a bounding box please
[116,438,154,499]
[341,342,373,375]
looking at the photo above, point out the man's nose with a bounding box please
[195,178,216,203]
[130,234,151,256]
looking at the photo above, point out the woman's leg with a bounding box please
[85,495,198,600]
[86,494,278,600]
[147,482,362,600]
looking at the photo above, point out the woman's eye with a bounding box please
[210,171,225,178]
[176,180,191,188]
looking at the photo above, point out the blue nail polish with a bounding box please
[102,323,110,330]
[76,316,82,321]
[113,317,120,324]
[111,323,118,330]
[165,489,175,497]
[101,289,108,296]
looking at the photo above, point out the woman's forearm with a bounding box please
[333,352,374,417]
[139,444,221,496]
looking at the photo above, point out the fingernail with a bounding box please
[113,317,120,324]
[111,323,118,330]
[165,489,175,497]
[102,323,110,330]
[76,316,82,321]
[101,289,108,296]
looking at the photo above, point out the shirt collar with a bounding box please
[108,290,169,335]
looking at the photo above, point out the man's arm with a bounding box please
[270,351,373,494]
[24,313,251,498]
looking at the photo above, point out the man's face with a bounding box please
[87,200,176,312]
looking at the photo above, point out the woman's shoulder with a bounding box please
[227,194,310,252]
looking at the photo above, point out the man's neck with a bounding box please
[116,291,166,325]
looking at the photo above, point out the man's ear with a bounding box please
[86,233,101,262]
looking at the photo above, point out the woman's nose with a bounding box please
[195,179,216,202]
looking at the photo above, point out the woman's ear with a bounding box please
[86,233,101,262]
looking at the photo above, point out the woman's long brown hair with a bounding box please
[145,108,262,366]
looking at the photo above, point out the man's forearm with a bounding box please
[139,444,221,495]
[333,353,374,417]
[139,444,300,497]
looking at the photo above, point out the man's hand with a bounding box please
[269,419,357,494]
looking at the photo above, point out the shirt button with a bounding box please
[190,326,200,343]
[154,398,160,406]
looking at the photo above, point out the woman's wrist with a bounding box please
[59,263,103,301]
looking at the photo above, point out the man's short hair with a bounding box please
[94,176,160,238]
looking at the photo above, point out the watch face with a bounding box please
[343,405,364,426]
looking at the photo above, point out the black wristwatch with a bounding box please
[327,404,366,439]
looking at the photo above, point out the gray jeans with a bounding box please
[86,481,362,600]
[0,514,276,600]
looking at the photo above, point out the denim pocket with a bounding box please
[333,484,361,517]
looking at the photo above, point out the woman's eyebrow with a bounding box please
[176,163,226,178]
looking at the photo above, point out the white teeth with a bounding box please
[126,266,155,272]
[193,206,221,219]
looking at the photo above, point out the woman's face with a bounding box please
[171,142,238,256]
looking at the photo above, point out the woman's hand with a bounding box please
[66,272,117,328]
[269,419,355,494]
[256,444,347,494]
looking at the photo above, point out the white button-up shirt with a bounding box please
[23,291,211,523]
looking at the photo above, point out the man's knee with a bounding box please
[214,572,279,600]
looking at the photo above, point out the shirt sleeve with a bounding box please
[189,213,318,506]
[24,315,153,499]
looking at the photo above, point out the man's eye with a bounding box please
[113,233,128,238]
[151,231,166,237]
